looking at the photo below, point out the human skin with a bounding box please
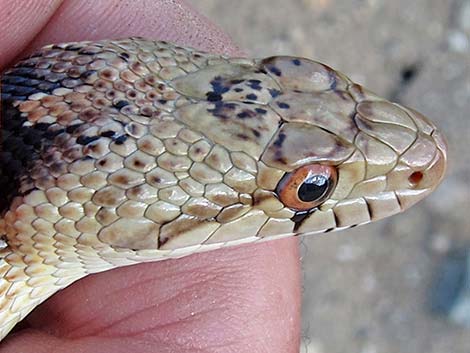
[0,1,301,352]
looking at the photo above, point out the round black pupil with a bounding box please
[298,174,329,203]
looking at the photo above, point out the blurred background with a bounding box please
[192,1,470,352]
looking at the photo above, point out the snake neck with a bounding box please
[0,245,81,340]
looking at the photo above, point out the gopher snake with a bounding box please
[0,38,447,340]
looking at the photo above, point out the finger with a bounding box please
[23,239,301,353]
[0,0,63,68]
[21,0,242,57]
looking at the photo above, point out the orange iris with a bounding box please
[276,164,338,211]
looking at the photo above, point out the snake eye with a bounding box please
[276,164,337,211]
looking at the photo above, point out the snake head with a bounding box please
[252,56,448,235]
[171,54,447,245]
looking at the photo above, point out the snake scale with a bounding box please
[0,38,447,340]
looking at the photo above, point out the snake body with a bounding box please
[0,38,447,340]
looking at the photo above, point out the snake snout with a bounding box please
[384,113,448,212]
[410,128,447,190]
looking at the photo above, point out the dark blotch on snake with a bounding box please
[206,92,223,102]
[76,135,100,145]
[266,64,282,76]
[100,130,116,137]
[247,79,262,90]
[114,135,128,145]
[277,102,290,109]
[268,88,281,98]
[113,100,130,109]
[273,132,286,148]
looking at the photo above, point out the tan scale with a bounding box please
[0,38,447,340]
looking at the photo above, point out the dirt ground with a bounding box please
[192,1,470,352]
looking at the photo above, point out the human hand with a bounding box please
[0,1,301,352]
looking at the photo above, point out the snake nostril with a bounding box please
[408,171,424,187]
